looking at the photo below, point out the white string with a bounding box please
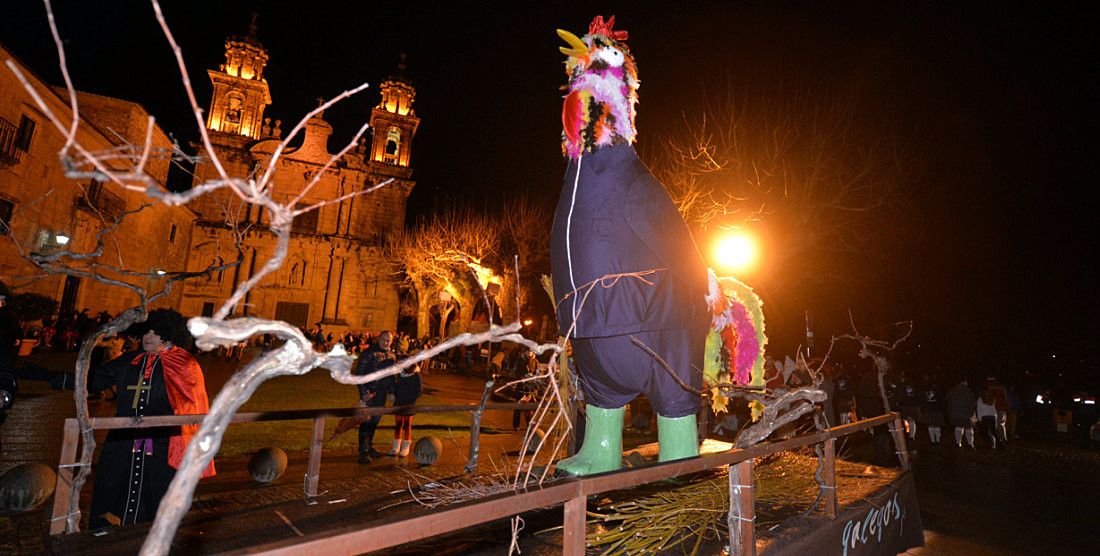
[566,154,583,325]
[731,515,755,523]
[508,515,526,555]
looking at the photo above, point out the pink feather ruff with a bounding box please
[728,301,759,385]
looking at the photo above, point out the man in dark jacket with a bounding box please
[353,330,396,463]
[946,378,976,448]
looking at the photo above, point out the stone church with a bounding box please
[1,29,418,335]
[178,31,420,333]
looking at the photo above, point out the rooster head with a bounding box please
[557,16,639,159]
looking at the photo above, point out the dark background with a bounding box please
[3,2,1096,387]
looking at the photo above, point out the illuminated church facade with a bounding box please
[178,31,420,332]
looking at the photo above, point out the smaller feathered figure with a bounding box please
[703,270,768,417]
[558,15,639,159]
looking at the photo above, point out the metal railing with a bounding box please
[75,182,125,222]
[51,408,908,555]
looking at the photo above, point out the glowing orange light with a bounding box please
[713,232,758,274]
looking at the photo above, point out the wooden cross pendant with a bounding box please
[127,373,152,410]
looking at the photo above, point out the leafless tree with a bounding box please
[651,76,923,290]
[386,207,499,338]
[498,194,552,324]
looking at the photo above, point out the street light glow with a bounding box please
[713,232,757,274]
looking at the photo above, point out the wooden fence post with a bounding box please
[824,437,837,519]
[562,491,587,555]
[49,418,80,535]
[464,379,494,474]
[890,416,911,470]
[304,416,325,499]
[728,459,755,556]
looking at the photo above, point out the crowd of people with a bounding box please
[796,361,1026,451]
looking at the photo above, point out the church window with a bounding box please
[224,93,244,125]
[169,223,177,242]
[383,127,401,164]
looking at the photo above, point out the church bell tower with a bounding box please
[205,16,271,139]
[369,55,419,169]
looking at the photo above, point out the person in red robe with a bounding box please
[89,309,215,529]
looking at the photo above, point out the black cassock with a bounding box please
[89,350,181,528]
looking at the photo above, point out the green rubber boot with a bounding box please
[658,413,700,462]
[555,404,625,475]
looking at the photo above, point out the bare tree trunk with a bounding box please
[142,324,323,555]
[65,307,148,532]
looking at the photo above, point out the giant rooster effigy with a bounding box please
[550,15,711,475]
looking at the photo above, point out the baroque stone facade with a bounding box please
[1,32,417,335]
[177,32,419,333]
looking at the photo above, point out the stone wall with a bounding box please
[1,45,192,318]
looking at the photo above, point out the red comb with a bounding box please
[588,15,628,42]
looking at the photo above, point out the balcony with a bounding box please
[0,116,23,167]
[75,182,125,222]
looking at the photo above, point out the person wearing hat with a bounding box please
[88,308,215,529]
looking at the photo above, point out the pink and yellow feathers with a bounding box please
[557,16,640,159]
[703,269,768,416]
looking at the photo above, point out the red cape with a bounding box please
[155,346,216,478]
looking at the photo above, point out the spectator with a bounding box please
[976,388,1004,449]
[390,362,422,457]
[946,378,976,448]
[919,374,946,445]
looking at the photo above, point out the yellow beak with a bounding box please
[557,28,588,58]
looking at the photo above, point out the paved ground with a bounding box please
[3,350,1099,554]
[1,351,560,554]
[905,432,1100,555]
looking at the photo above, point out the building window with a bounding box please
[0,198,13,235]
[292,204,319,234]
[169,223,177,242]
[15,116,36,152]
[201,302,215,317]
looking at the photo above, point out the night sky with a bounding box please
[3,2,1096,386]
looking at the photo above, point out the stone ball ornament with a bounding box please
[413,436,443,465]
[248,447,288,483]
[0,462,56,513]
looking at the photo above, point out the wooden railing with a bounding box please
[51,409,908,555]
[224,413,907,556]
[48,402,537,535]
